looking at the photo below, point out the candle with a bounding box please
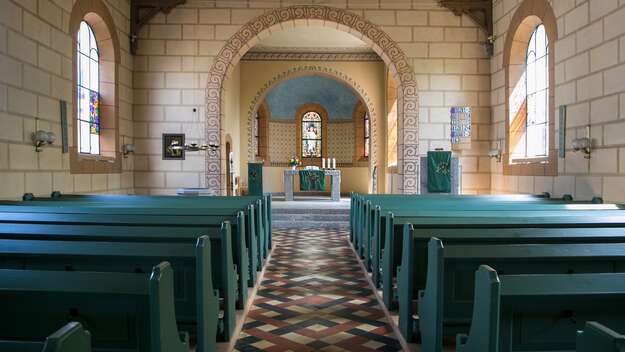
[332,158,336,169]
[327,158,330,169]
[322,158,325,169]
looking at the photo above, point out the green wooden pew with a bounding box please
[356,195,612,270]
[366,202,621,281]
[8,196,269,270]
[457,266,625,352]
[0,208,252,309]
[21,192,273,255]
[0,221,238,340]
[403,236,625,349]
[351,192,603,251]
[576,322,625,352]
[4,322,92,352]
[0,234,226,350]
[379,211,625,308]
[0,262,188,352]
[350,193,597,262]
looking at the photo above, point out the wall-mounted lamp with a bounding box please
[482,35,495,57]
[122,143,135,158]
[169,140,219,152]
[572,125,591,159]
[32,130,56,152]
[488,141,502,163]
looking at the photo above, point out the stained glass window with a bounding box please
[301,111,322,158]
[523,24,549,159]
[77,21,100,155]
[364,112,370,158]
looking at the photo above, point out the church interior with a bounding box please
[2,0,625,351]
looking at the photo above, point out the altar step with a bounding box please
[271,197,350,229]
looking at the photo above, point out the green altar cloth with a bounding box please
[427,150,452,193]
[299,170,326,191]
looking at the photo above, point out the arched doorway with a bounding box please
[205,5,419,195]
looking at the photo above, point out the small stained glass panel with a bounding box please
[76,21,100,155]
[302,140,321,158]
[301,111,322,158]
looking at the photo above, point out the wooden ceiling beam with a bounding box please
[439,0,493,36]
[130,0,186,54]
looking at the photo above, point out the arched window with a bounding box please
[301,111,322,158]
[364,111,370,158]
[76,21,100,155]
[70,0,121,174]
[503,0,557,176]
[519,24,548,160]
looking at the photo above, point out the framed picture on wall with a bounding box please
[162,133,185,160]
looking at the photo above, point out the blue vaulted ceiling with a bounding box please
[264,76,359,120]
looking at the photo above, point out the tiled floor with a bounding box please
[234,227,402,352]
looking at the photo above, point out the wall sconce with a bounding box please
[32,130,56,152]
[482,35,495,57]
[122,143,135,158]
[488,141,502,162]
[169,140,219,152]
[572,125,591,159]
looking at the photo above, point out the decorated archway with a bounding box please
[206,5,419,194]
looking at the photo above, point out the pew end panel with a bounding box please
[455,265,500,352]
[576,322,625,352]
[41,322,92,352]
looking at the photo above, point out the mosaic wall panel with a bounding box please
[268,122,297,162]
[327,122,355,163]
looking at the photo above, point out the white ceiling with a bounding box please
[250,26,374,53]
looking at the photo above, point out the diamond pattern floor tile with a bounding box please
[234,227,402,351]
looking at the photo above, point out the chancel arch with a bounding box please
[206,5,419,195]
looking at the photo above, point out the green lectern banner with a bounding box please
[427,151,452,193]
[299,170,325,191]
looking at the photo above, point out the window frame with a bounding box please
[69,1,121,174]
[502,0,557,177]
[510,24,549,164]
[76,21,101,156]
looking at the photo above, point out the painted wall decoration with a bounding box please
[450,107,472,144]
[162,133,185,160]
[266,76,359,120]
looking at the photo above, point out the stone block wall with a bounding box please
[0,0,134,199]
[132,0,493,195]
[490,0,625,202]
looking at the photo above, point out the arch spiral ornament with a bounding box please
[246,65,378,170]
[205,5,420,194]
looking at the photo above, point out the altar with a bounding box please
[284,169,341,201]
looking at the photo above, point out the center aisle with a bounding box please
[234,227,403,351]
